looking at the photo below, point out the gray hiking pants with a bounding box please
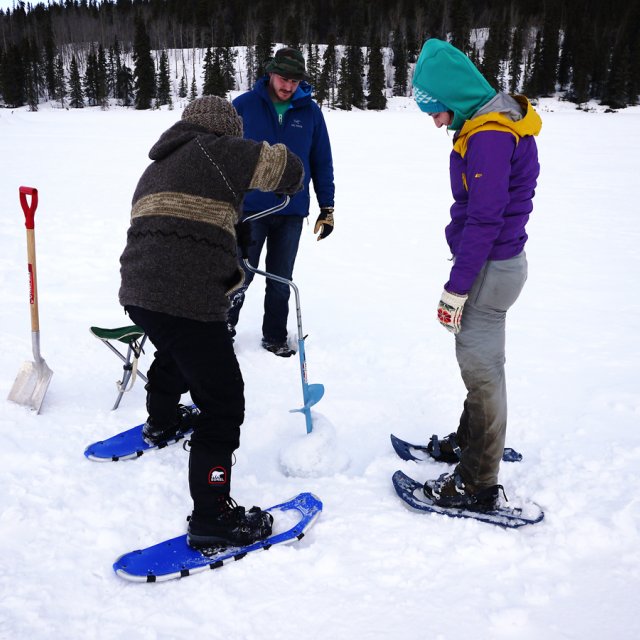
[454,252,528,488]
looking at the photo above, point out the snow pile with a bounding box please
[279,412,350,477]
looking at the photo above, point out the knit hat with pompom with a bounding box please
[181,96,243,137]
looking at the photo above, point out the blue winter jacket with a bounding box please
[233,76,335,216]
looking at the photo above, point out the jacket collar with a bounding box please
[453,96,542,158]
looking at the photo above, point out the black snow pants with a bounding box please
[126,305,244,518]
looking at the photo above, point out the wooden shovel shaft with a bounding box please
[20,187,40,333]
[8,186,52,413]
[26,227,40,332]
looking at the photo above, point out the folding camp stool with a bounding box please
[90,324,149,410]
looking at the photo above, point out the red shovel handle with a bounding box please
[19,186,39,230]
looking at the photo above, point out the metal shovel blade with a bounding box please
[8,358,53,413]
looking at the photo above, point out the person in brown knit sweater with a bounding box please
[119,96,303,548]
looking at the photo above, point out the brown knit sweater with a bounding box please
[119,121,303,322]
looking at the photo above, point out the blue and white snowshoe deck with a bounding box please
[84,405,198,461]
[113,492,322,582]
[392,470,544,529]
[84,423,192,461]
[390,434,523,463]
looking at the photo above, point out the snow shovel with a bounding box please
[242,198,325,433]
[7,187,53,413]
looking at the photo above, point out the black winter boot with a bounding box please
[423,471,503,512]
[261,338,295,358]
[142,404,200,445]
[187,496,273,548]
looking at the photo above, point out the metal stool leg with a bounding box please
[111,334,148,410]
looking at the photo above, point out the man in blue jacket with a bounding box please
[229,47,335,357]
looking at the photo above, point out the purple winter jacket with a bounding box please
[445,97,541,294]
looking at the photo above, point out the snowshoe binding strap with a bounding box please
[427,433,462,463]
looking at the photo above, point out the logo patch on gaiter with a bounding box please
[208,467,227,485]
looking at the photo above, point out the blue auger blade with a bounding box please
[290,384,325,436]
[290,383,325,411]
[305,383,325,408]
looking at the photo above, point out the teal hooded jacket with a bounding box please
[413,38,496,131]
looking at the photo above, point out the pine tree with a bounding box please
[23,39,43,112]
[54,54,66,107]
[43,24,56,100]
[406,20,420,64]
[117,64,134,107]
[1,43,26,108]
[83,46,99,105]
[481,17,504,90]
[539,7,560,96]
[449,0,472,54]
[306,44,321,88]
[524,31,543,97]
[346,44,365,109]
[132,15,155,110]
[189,66,198,101]
[156,49,172,106]
[392,30,409,97]
[96,44,108,107]
[68,55,84,108]
[245,45,257,88]
[336,57,352,110]
[603,44,629,108]
[107,39,121,100]
[367,39,387,111]
[178,75,188,98]
[589,32,609,102]
[568,23,592,106]
[557,27,572,92]
[221,46,237,92]
[316,35,338,108]
[202,47,226,97]
[509,25,525,94]
[202,48,214,94]
[255,10,274,78]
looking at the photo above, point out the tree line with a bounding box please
[1,0,639,111]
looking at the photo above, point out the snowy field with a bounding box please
[1,95,639,639]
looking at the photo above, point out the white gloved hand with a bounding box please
[437,289,468,334]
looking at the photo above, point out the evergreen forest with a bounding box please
[1,0,639,111]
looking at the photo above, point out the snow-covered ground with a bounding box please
[1,95,639,639]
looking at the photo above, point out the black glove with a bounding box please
[314,207,334,241]
[235,220,253,259]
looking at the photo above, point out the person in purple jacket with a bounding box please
[229,47,335,357]
[412,39,542,511]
